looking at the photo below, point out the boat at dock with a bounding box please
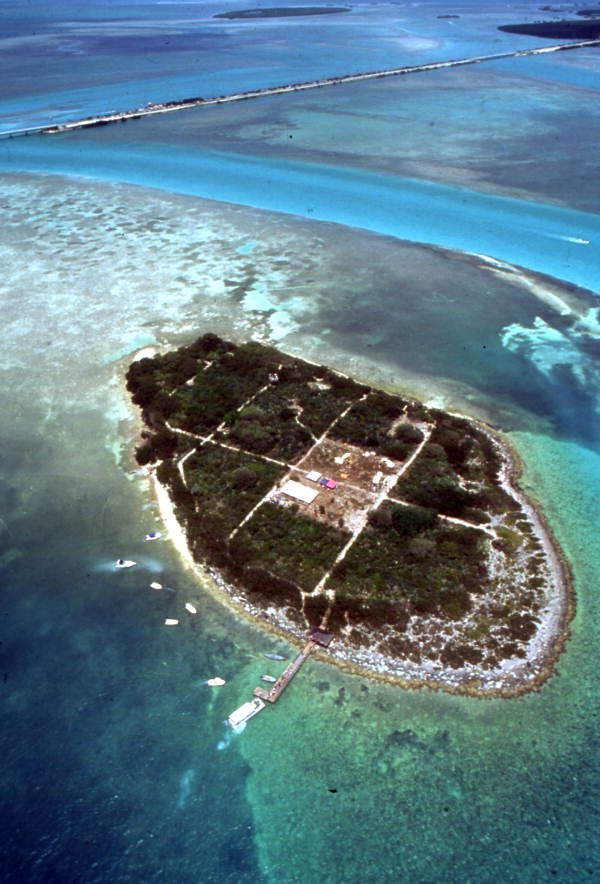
[228,698,265,728]
[264,653,288,661]
[260,675,277,683]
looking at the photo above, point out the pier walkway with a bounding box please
[254,641,318,703]
[253,629,333,703]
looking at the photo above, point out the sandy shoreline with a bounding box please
[147,423,574,699]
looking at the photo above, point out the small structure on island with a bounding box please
[319,477,338,489]
[308,627,334,648]
[281,479,319,504]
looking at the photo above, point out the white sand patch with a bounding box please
[132,347,158,362]
[152,476,196,570]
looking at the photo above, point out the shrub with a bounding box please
[439,588,471,619]
[304,593,329,629]
[391,504,437,537]
[151,428,179,460]
[229,420,274,454]
[507,613,536,641]
[395,423,424,445]
[187,332,226,357]
[380,439,412,460]
[230,466,258,489]
[135,440,153,465]
[407,537,436,559]
[238,405,266,422]
[439,642,482,668]
[367,507,393,530]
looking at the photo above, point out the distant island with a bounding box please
[214,7,350,20]
[499,19,600,38]
[127,334,572,697]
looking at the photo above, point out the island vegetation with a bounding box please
[127,333,572,696]
[499,19,600,38]
[214,7,350,20]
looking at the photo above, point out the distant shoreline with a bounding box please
[3,38,599,140]
[214,6,350,20]
[499,20,600,39]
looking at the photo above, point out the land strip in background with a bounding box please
[1,39,599,139]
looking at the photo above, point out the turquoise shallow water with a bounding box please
[2,135,599,292]
[2,2,600,882]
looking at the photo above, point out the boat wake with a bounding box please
[217,722,245,750]
[176,768,196,809]
[542,232,590,245]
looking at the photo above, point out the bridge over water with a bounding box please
[2,39,598,141]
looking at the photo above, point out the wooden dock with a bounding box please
[253,641,318,703]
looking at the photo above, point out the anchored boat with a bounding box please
[228,698,265,728]
[260,675,277,683]
[264,653,288,661]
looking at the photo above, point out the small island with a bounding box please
[499,19,600,38]
[214,7,350,20]
[127,334,572,697]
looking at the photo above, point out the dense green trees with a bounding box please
[394,441,483,517]
[236,502,349,591]
[127,332,536,672]
[331,390,419,460]
[326,516,485,624]
[391,504,437,537]
[184,443,285,533]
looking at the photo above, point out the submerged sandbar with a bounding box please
[128,333,573,697]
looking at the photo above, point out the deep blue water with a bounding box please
[2,2,600,882]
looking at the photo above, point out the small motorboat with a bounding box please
[149,582,163,590]
[145,531,162,541]
[185,602,197,614]
[164,618,179,626]
[260,675,277,684]
[264,653,288,661]
[115,559,136,569]
[207,677,226,687]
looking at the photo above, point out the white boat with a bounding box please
[164,618,179,626]
[185,602,197,614]
[207,677,226,687]
[115,559,136,569]
[260,674,277,683]
[149,582,163,590]
[228,698,265,728]
[145,531,162,541]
